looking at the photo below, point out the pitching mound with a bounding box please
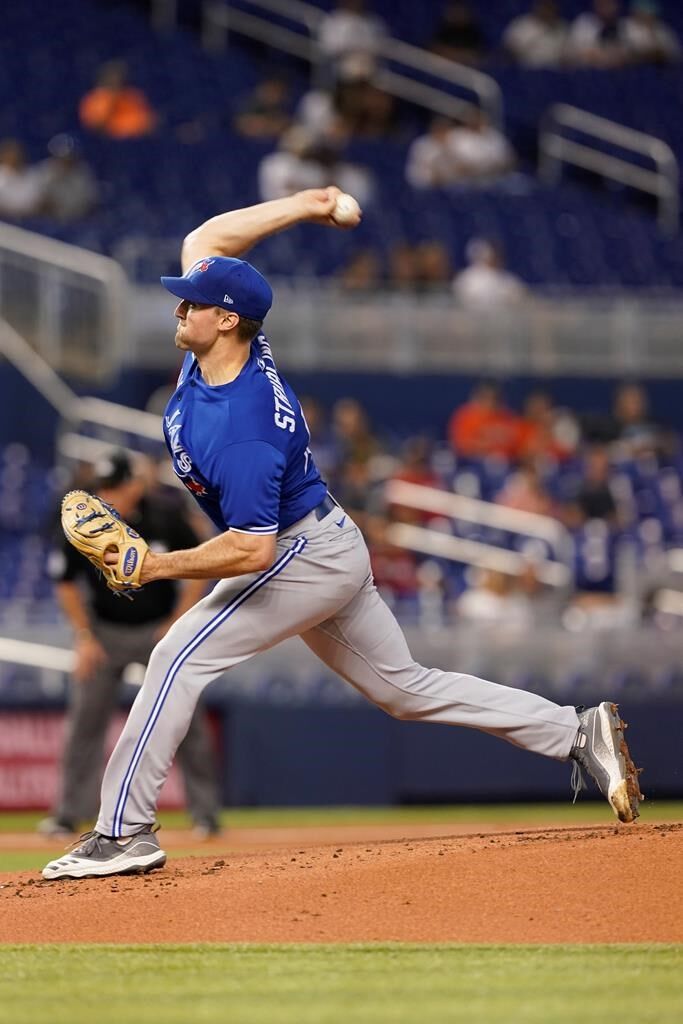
[2,821,681,944]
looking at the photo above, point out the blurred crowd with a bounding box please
[2,0,678,267]
[0,377,680,636]
[298,379,682,632]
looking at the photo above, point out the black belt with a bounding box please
[313,493,337,521]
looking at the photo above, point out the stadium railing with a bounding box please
[201,0,502,125]
[0,222,128,382]
[538,104,679,235]
[384,479,573,590]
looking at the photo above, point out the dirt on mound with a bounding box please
[1,822,681,944]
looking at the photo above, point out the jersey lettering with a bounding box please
[164,408,193,474]
[275,412,296,432]
[256,336,296,432]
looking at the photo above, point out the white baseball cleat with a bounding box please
[569,702,643,822]
[42,826,166,880]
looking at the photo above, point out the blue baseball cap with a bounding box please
[161,256,273,321]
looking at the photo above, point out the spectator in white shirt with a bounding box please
[621,0,681,65]
[456,568,536,629]
[566,0,629,68]
[405,117,462,189]
[258,127,326,202]
[0,138,44,219]
[449,109,516,184]
[317,0,386,72]
[310,137,375,208]
[258,127,374,206]
[36,134,99,222]
[453,239,527,311]
[503,0,569,67]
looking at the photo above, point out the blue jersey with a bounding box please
[162,334,327,535]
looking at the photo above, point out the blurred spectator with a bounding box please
[414,241,452,291]
[385,239,452,291]
[566,0,629,68]
[388,436,442,525]
[428,2,487,65]
[621,0,681,66]
[562,444,620,527]
[609,381,674,460]
[79,59,157,138]
[581,381,676,459]
[503,1,569,67]
[455,567,535,627]
[233,76,292,139]
[299,395,341,485]
[448,108,516,184]
[448,380,521,461]
[337,248,383,292]
[330,398,390,526]
[36,134,99,222]
[310,136,375,207]
[332,396,381,464]
[258,127,325,201]
[316,0,387,73]
[453,239,527,311]
[405,116,462,189]
[296,84,338,143]
[0,138,44,219]
[388,241,419,288]
[297,54,396,140]
[495,461,557,516]
[515,390,579,464]
[336,457,379,525]
[364,514,421,598]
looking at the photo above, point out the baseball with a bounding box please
[332,193,361,226]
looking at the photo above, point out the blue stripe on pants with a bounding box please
[112,536,307,835]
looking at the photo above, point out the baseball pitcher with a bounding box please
[44,188,641,880]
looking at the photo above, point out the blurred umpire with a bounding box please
[41,450,221,838]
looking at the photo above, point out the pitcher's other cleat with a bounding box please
[191,816,222,841]
[570,702,643,823]
[42,825,166,880]
[37,816,78,838]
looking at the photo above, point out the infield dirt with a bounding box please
[1,821,681,944]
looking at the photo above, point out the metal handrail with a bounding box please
[0,318,77,419]
[385,479,574,586]
[385,523,571,588]
[539,103,679,234]
[76,397,164,440]
[0,221,129,377]
[202,0,501,125]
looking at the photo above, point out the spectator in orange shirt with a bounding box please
[79,60,157,139]
[448,381,521,461]
[514,390,578,464]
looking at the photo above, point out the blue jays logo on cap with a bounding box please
[161,256,273,321]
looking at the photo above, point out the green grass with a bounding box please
[2,800,682,834]
[0,944,680,1024]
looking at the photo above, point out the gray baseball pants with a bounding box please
[56,619,219,827]
[97,505,580,837]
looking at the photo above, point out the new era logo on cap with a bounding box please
[160,257,273,321]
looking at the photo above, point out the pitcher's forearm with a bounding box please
[140,531,276,583]
[181,195,309,267]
